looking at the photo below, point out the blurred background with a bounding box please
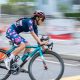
[0,0,80,56]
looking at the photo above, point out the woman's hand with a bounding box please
[40,41,48,46]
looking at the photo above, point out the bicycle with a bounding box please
[0,35,64,80]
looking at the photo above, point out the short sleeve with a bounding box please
[28,19,34,32]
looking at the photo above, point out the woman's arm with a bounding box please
[30,31,48,45]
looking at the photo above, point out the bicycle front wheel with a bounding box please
[28,50,64,80]
[0,49,11,80]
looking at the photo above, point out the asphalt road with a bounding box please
[0,58,80,80]
[61,59,80,80]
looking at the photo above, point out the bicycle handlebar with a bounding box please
[40,35,53,50]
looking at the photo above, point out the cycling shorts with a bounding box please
[6,26,27,45]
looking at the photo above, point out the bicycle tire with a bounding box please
[0,49,11,80]
[28,49,64,80]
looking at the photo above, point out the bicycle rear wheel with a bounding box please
[28,49,64,80]
[0,49,11,80]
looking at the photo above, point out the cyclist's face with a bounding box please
[36,17,44,25]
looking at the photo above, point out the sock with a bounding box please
[4,54,15,62]
[9,53,15,61]
[4,57,10,62]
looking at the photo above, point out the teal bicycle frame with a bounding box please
[6,44,45,68]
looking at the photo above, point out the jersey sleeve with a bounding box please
[27,19,34,32]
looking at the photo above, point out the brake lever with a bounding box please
[51,43,53,50]
[47,42,53,50]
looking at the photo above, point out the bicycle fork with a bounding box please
[39,50,48,70]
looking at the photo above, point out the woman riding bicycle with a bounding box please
[4,10,48,70]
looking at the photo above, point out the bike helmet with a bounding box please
[33,10,46,21]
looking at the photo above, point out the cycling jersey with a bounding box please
[6,18,38,45]
[13,18,38,35]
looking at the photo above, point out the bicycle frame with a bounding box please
[6,44,44,68]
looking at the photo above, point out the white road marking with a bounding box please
[36,59,80,67]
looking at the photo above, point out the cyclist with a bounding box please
[4,11,48,70]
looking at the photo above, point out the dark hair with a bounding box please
[33,11,46,21]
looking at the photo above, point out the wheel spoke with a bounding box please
[28,51,64,80]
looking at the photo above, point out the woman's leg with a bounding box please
[24,42,31,54]
[5,28,27,69]
[13,42,26,56]
[4,42,26,70]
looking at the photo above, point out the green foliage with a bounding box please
[1,4,13,14]
[64,13,80,17]
[58,3,70,12]
[8,0,35,3]
[64,12,80,21]
[1,4,35,15]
